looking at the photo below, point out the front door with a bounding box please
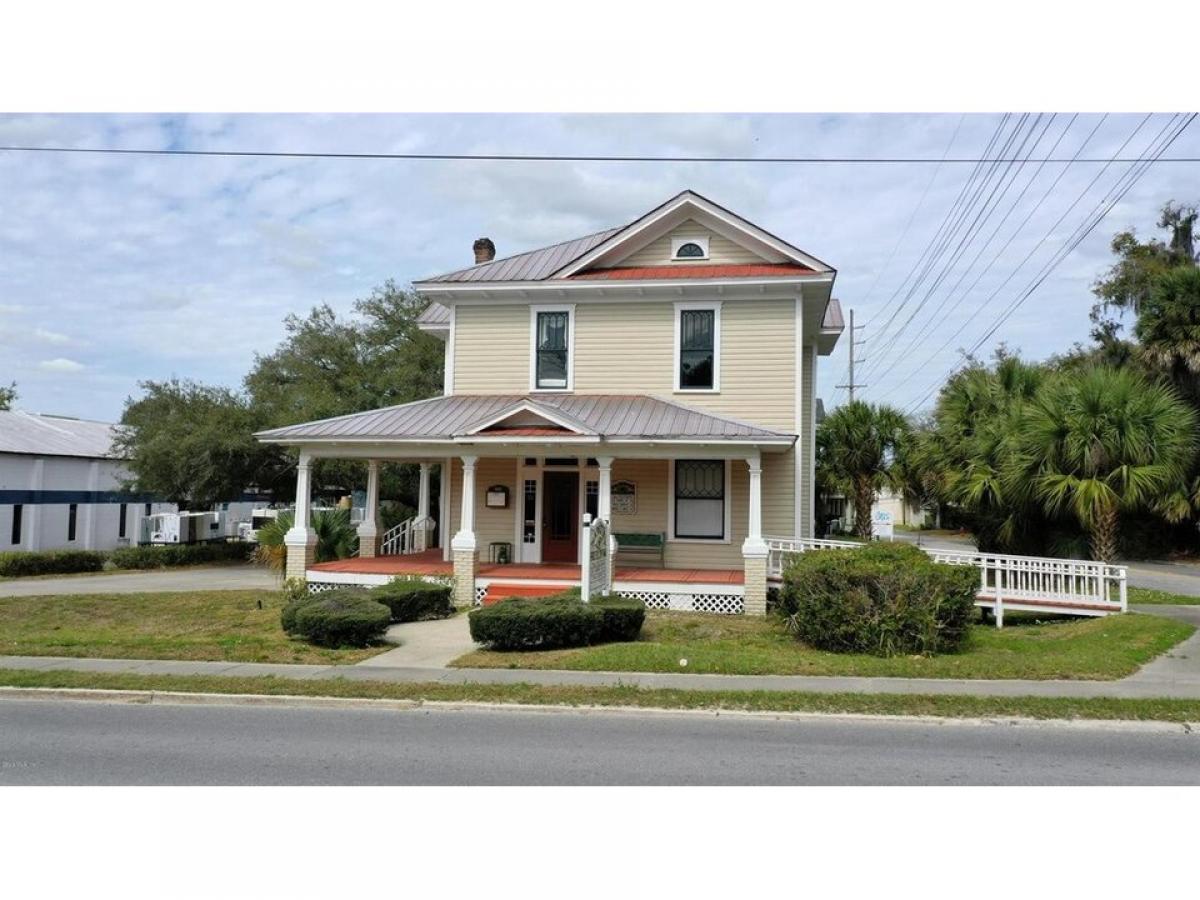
[542,472,579,563]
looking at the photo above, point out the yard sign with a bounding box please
[580,513,611,601]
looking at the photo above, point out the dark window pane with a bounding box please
[679,309,715,389]
[676,241,705,258]
[523,480,537,543]
[586,480,599,520]
[68,503,78,542]
[536,311,569,388]
[11,504,22,545]
[119,503,127,538]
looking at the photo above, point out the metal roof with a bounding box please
[420,227,622,284]
[257,394,794,444]
[416,302,450,326]
[0,410,121,458]
[822,297,845,331]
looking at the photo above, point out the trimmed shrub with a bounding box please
[468,590,645,651]
[109,542,251,570]
[370,578,453,623]
[0,549,108,578]
[781,543,977,657]
[291,588,391,647]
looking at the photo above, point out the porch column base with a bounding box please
[357,524,379,558]
[284,528,318,582]
[742,540,769,617]
[452,547,477,607]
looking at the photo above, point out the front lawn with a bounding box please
[1128,586,1200,605]
[452,609,1193,680]
[0,590,385,664]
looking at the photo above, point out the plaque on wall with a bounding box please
[611,480,636,515]
[485,485,510,508]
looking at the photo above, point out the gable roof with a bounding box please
[0,410,121,459]
[415,190,834,287]
[256,393,794,445]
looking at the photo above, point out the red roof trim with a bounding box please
[569,263,814,281]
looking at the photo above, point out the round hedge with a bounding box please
[287,588,391,648]
[371,578,454,622]
[781,543,977,657]
[468,591,645,651]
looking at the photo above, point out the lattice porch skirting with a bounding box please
[615,589,745,615]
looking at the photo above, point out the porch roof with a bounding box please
[256,393,796,446]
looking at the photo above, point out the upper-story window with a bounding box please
[675,301,721,391]
[531,305,574,391]
[671,236,710,260]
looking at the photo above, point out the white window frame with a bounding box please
[666,457,732,544]
[674,300,721,393]
[529,304,575,392]
[671,236,710,260]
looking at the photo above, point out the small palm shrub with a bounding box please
[371,578,453,622]
[781,543,977,657]
[468,590,645,651]
[254,509,359,577]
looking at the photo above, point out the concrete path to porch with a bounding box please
[361,614,479,669]
[3,605,1200,699]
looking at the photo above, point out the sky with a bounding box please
[1,112,1198,423]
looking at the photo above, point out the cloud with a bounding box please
[38,357,86,373]
[1,112,1196,421]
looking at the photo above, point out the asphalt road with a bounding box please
[0,564,276,596]
[1,698,1196,785]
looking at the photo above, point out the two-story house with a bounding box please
[257,191,844,614]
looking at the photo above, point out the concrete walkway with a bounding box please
[0,564,276,596]
[3,605,1200,699]
[363,614,479,668]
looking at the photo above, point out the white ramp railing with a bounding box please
[380,516,434,556]
[765,536,1128,627]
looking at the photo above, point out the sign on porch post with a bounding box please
[580,513,611,602]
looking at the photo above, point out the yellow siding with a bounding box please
[452,304,528,394]
[762,447,795,539]
[612,219,765,267]
[444,458,519,552]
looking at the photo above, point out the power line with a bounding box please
[902,112,1196,415]
[857,113,1050,386]
[834,309,867,401]
[1,144,1200,164]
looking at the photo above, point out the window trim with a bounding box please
[673,300,721,393]
[671,235,710,260]
[529,304,576,392]
[667,458,732,544]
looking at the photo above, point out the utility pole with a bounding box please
[836,308,868,401]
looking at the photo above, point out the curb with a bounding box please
[0,686,1195,734]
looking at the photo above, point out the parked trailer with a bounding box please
[141,510,240,545]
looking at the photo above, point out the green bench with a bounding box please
[613,531,665,567]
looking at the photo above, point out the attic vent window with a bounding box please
[671,236,710,260]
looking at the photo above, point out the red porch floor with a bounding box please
[309,550,744,585]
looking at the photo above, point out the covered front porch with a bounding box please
[256,393,801,615]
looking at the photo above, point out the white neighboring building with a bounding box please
[0,410,177,553]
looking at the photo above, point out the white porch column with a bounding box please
[441,457,453,562]
[357,459,380,558]
[741,451,769,616]
[595,455,616,584]
[415,461,433,551]
[285,452,318,582]
[451,455,478,606]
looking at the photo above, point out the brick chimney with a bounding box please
[473,237,496,264]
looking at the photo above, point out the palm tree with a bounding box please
[253,508,359,578]
[817,401,911,539]
[1005,366,1196,562]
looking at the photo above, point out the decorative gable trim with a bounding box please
[455,399,598,438]
[552,190,835,278]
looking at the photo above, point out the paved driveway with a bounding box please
[0,564,277,596]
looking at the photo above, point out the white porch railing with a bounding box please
[764,536,1128,627]
[380,516,433,556]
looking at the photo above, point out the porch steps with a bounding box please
[482,582,575,605]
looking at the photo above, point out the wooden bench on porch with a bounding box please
[613,531,665,567]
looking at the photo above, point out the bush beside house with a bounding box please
[468,590,646,651]
[0,543,251,578]
[781,543,977,657]
[0,549,108,578]
[287,588,392,648]
[371,578,454,622]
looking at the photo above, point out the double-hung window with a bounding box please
[531,306,573,390]
[672,459,726,540]
[675,302,720,391]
